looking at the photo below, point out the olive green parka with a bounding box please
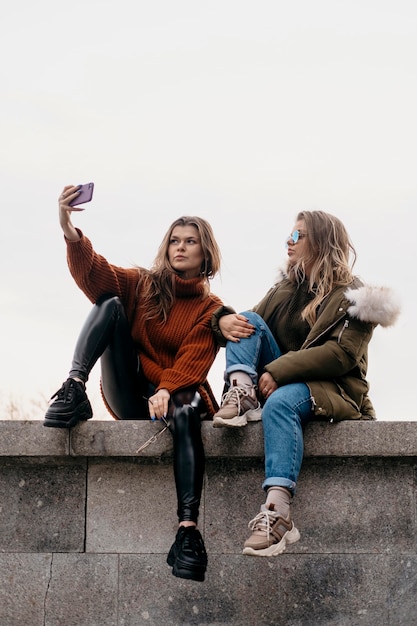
[212,272,400,421]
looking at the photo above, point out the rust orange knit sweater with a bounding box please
[66,231,223,417]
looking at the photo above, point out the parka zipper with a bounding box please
[337,319,349,343]
[303,312,347,349]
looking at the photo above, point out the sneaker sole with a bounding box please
[246,406,262,422]
[43,403,93,428]
[212,413,248,428]
[212,403,261,428]
[172,560,206,582]
[242,525,300,557]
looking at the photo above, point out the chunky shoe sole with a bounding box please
[212,413,248,428]
[172,559,206,582]
[212,403,261,428]
[242,524,300,557]
[43,401,93,428]
[246,406,262,422]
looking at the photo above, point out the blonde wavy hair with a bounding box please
[286,210,357,326]
[140,216,221,322]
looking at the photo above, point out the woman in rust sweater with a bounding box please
[44,184,223,582]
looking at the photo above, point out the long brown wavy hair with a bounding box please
[140,216,221,322]
[286,210,357,326]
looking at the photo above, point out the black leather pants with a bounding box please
[169,392,205,523]
[68,295,205,523]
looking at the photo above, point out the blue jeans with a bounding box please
[224,311,314,493]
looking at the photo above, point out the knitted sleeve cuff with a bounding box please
[211,305,236,347]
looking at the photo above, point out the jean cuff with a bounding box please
[225,365,258,385]
[262,477,296,495]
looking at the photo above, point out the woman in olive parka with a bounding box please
[211,210,400,557]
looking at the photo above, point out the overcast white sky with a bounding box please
[1,0,415,420]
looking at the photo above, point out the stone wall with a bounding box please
[1,419,416,626]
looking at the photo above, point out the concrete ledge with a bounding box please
[1,419,417,458]
[1,419,417,625]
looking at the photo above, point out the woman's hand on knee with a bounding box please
[259,372,278,400]
[219,313,254,342]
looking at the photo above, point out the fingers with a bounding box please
[220,314,254,339]
[259,373,277,399]
[59,185,83,211]
[225,329,252,342]
[235,315,255,332]
[148,391,170,420]
[224,319,255,342]
[226,335,240,343]
[236,313,254,326]
[236,325,254,336]
[59,184,78,201]
[261,385,276,399]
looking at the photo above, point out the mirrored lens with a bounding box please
[286,230,300,246]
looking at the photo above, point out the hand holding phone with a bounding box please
[69,182,94,206]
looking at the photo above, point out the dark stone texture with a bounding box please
[1,420,417,625]
[45,553,118,625]
[0,458,87,552]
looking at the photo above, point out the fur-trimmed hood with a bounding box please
[345,284,400,328]
[274,268,400,329]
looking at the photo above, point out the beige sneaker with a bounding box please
[212,381,260,428]
[242,503,300,557]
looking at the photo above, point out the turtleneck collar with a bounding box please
[173,273,206,298]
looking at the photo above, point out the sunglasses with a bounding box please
[286,230,306,246]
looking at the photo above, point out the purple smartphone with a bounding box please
[69,182,94,206]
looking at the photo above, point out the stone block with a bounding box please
[86,459,181,553]
[70,419,266,459]
[387,555,417,626]
[204,458,265,553]
[202,421,264,458]
[118,553,393,626]
[293,458,416,555]
[0,420,68,456]
[70,420,173,458]
[304,420,417,457]
[0,458,87,552]
[0,553,52,626]
[45,553,119,625]
[1,420,417,460]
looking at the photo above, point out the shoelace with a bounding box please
[220,385,254,415]
[248,507,279,542]
[50,379,75,402]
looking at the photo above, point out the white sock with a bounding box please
[229,372,253,387]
